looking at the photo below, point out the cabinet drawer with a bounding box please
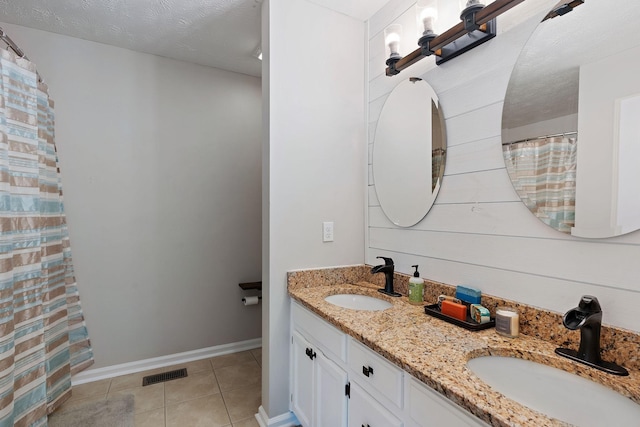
[349,381,403,427]
[292,301,346,362]
[348,338,403,408]
[407,376,489,427]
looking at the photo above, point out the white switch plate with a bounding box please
[323,221,334,242]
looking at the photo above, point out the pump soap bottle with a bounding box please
[408,265,425,305]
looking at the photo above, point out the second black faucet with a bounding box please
[555,295,628,376]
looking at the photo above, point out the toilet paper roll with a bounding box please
[242,296,260,306]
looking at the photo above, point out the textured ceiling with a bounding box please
[0,0,265,77]
[0,0,388,78]
[503,0,637,129]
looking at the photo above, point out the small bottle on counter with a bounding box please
[495,307,519,338]
[408,265,425,305]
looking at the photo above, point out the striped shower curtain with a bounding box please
[0,50,93,425]
[432,147,446,191]
[503,135,577,233]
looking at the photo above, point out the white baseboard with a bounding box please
[72,338,262,385]
[255,406,299,427]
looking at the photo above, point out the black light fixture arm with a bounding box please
[385,57,401,76]
[418,32,437,58]
[460,3,485,31]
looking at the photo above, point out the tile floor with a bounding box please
[52,348,262,427]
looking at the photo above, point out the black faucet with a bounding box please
[555,295,628,376]
[371,256,401,297]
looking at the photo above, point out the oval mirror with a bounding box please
[373,78,446,227]
[502,0,640,238]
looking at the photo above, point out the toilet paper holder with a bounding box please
[239,281,262,306]
[242,296,262,306]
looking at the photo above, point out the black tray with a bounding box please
[424,304,495,331]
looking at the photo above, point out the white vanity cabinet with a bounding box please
[290,301,489,427]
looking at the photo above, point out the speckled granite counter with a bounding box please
[288,267,640,427]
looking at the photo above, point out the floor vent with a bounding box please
[142,368,187,386]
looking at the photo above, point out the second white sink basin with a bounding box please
[467,356,640,426]
[325,294,392,311]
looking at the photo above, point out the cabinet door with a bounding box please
[292,331,314,427]
[348,382,403,427]
[315,350,348,427]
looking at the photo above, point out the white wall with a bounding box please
[1,23,263,368]
[366,0,640,333]
[262,0,366,419]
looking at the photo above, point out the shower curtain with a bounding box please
[0,49,93,425]
[432,147,446,191]
[503,135,577,233]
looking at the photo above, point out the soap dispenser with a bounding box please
[408,265,425,305]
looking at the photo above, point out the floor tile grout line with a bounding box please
[251,348,261,365]
[219,387,234,425]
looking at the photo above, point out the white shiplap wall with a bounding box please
[366,0,640,333]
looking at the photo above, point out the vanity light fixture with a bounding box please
[385,0,525,76]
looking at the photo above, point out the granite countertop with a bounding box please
[288,281,640,427]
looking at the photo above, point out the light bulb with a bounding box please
[417,0,438,35]
[384,24,403,59]
[386,32,400,54]
[421,8,437,33]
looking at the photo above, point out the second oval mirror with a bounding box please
[373,78,446,227]
[502,0,640,238]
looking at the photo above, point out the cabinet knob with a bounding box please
[362,365,374,377]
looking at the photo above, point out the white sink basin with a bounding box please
[324,294,393,311]
[467,356,640,426]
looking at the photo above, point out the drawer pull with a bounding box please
[361,424,370,427]
[305,347,316,360]
[362,365,374,377]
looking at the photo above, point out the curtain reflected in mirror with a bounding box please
[503,134,577,233]
[431,100,446,192]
